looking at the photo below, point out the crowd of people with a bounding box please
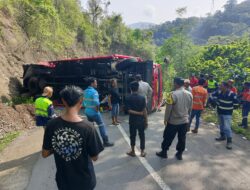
[33,73,249,190]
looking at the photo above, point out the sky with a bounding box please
[81,0,246,25]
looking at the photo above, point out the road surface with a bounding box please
[1,109,250,190]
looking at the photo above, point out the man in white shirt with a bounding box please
[135,74,153,105]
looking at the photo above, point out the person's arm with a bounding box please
[233,93,239,109]
[188,94,193,115]
[91,155,98,161]
[128,109,143,115]
[92,92,100,112]
[203,91,208,107]
[87,126,104,161]
[48,105,56,118]
[42,149,53,158]
[42,123,53,158]
[147,84,153,102]
[164,93,174,126]
[108,95,112,108]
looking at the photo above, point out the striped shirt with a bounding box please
[211,90,239,115]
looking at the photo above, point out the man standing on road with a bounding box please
[212,82,239,149]
[136,74,153,105]
[42,86,104,190]
[189,79,208,133]
[207,74,218,107]
[156,77,193,160]
[126,81,147,157]
[239,82,250,128]
[35,86,55,129]
[83,77,114,147]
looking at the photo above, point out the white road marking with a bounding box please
[117,124,171,190]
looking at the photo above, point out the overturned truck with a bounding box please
[23,54,163,112]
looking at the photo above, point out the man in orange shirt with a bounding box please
[228,79,238,94]
[189,79,208,133]
[239,82,250,128]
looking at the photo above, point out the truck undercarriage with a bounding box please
[23,55,162,112]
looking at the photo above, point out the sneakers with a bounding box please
[156,151,168,158]
[226,142,232,150]
[103,142,114,147]
[191,128,198,134]
[175,152,183,160]
[215,136,226,141]
[226,137,232,150]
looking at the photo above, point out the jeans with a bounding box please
[111,103,119,117]
[242,102,250,127]
[218,114,232,138]
[189,110,202,129]
[161,123,188,153]
[86,112,108,142]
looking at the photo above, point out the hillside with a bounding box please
[0,0,156,101]
[151,0,250,45]
[0,10,57,101]
[128,22,156,29]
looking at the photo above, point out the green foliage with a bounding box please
[187,37,250,87]
[11,96,34,105]
[0,131,20,152]
[157,34,200,91]
[151,1,250,45]
[0,0,156,58]
[3,96,34,106]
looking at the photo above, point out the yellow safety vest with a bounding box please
[208,80,216,89]
[35,97,52,117]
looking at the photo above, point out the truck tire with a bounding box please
[28,77,39,95]
[38,78,48,90]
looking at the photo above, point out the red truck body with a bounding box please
[23,54,163,112]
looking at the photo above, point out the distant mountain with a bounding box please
[150,0,250,45]
[128,22,156,29]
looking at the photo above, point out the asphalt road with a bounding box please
[1,109,250,190]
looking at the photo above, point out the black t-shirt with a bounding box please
[109,88,120,104]
[43,117,104,190]
[126,93,146,124]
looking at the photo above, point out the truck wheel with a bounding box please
[28,77,39,95]
[38,78,48,90]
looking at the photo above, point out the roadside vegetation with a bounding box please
[202,109,250,140]
[0,131,20,152]
[0,0,155,59]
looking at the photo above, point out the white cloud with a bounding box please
[143,4,156,18]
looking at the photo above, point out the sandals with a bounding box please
[126,151,136,157]
[126,151,146,157]
[140,152,147,157]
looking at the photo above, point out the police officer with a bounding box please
[35,86,55,128]
[156,77,193,160]
[83,77,114,147]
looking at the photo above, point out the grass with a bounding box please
[202,109,250,140]
[0,131,20,152]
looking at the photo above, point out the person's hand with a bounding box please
[164,121,167,126]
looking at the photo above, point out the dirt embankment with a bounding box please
[0,10,57,101]
[0,9,53,137]
[0,104,35,138]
